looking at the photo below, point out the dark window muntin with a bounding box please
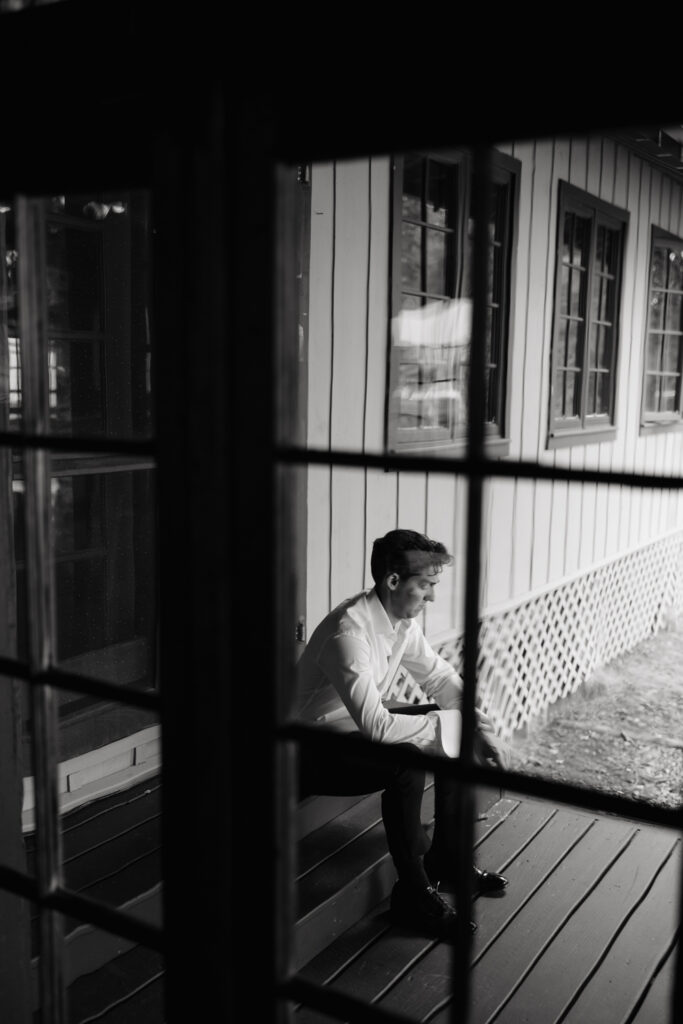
[548,181,628,447]
[641,225,683,432]
[387,148,518,455]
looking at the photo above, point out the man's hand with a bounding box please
[473,710,511,769]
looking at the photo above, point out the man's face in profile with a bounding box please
[388,567,441,620]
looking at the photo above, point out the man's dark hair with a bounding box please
[370,529,453,585]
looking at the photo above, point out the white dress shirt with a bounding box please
[296,588,465,757]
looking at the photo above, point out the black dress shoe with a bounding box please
[424,852,508,894]
[472,865,508,893]
[390,881,477,937]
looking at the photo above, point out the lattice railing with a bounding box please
[388,530,683,740]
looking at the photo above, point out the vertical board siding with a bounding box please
[305,144,683,644]
[364,468,398,588]
[364,156,391,455]
[307,163,335,448]
[628,161,652,550]
[513,138,553,597]
[330,159,370,451]
[328,161,371,609]
[530,137,560,589]
[425,472,460,637]
[306,465,332,631]
[563,136,589,578]
[545,137,572,585]
[330,466,366,608]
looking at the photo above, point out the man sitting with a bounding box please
[296,528,509,938]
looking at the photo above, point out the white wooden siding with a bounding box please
[304,140,683,641]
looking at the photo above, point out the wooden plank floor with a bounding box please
[295,795,681,1023]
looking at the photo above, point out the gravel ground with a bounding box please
[508,620,683,810]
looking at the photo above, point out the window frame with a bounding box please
[547,180,628,449]
[640,225,683,434]
[386,147,519,458]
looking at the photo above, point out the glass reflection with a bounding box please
[56,694,162,926]
[60,915,164,1022]
[2,192,153,440]
[49,456,156,688]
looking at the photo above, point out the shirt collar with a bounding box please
[367,587,402,638]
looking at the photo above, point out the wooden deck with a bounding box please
[295,789,681,1023]
[25,778,164,1023]
[22,778,680,1021]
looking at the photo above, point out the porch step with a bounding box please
[295,783,501,970]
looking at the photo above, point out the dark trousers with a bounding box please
[297,706,459,889]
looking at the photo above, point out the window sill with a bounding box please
[639,418,683,437]
[388,436,511,460]
[546,427,617,450]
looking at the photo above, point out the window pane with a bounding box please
[647,334,663,371]
[401,222,422,291]
[391,298,471,436]
[402,154,423,220]
[426,160,456,228]
[666,246,683,290]
[48,339,104,435]
[569,267,585,318]
[565,319,581,369]
[60,914,164,1023]
[0,677,33,875]
[651,245,667,288]
[401,292,421,311]
[57,696,162,923]
[650,291,664,331]
[1,448,24,660]
[1,203,21,432]
[660,375,679,413]
[644,372,660,412]
[553,368,580,420]
[595,370,610,414]
[560,265,570,316]
[572,215,591,267]
[0,892,36,1017]
[663,336,680,374]
[664,291,682,332]
[426,230,448,296]
[46,219,103,333]
[597,325,612,370]
[13,192,153,440]
[49,457,157,691]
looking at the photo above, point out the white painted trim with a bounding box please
[22,726,160,833]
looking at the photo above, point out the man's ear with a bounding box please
[386,572,400,590]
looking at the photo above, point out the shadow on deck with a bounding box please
[295,790,681,1023]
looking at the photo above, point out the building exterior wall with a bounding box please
[304,139,683,701]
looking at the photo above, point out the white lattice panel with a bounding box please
[388,530,683,740]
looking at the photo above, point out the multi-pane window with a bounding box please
[642,228,683,426]
[387,150,518,453]
[549,182,627,444]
